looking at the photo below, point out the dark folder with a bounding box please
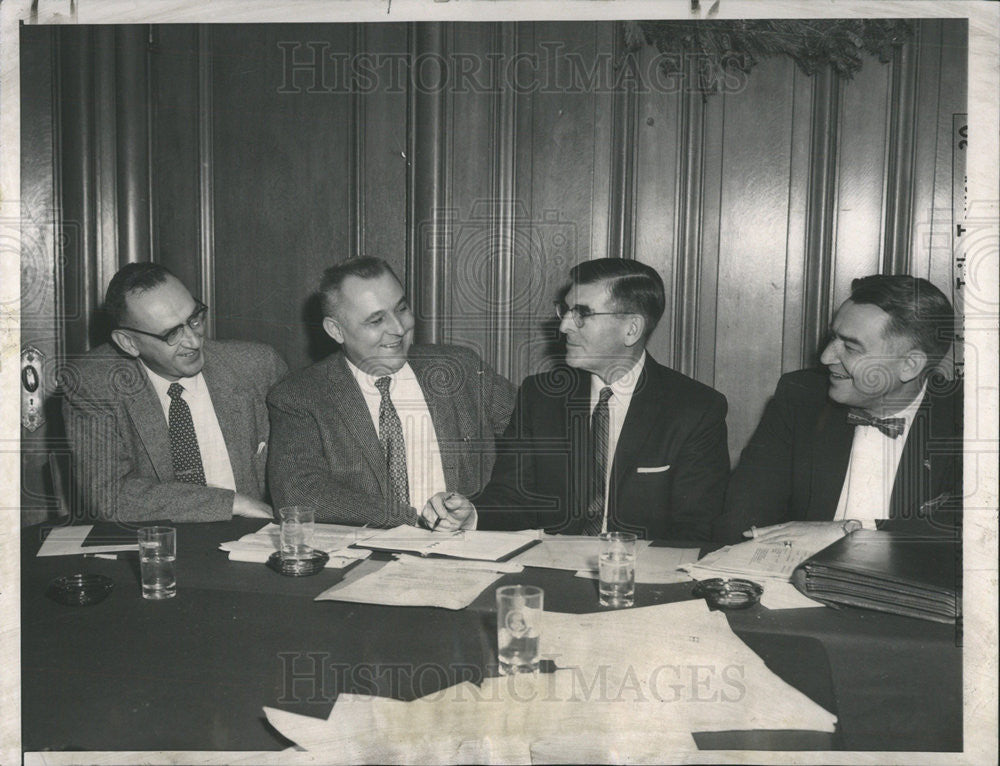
[791,529,961,624]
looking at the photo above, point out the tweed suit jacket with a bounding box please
[62,340,288,523]
[266,344,516,526]
[712,368,964,543]
[472,355,731,541]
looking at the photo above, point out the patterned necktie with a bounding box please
[375,376,410,507]
[846,409,905,439]
[167,382,206,485]
[583,387,614,535]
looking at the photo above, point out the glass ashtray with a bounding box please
[266,549,329,577]
[48,573,114,606]
[692,578,763,610]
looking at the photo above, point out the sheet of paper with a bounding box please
[314,556,515,610]
[681,538,822,583]
[508,535,639,571]
[36,525,138,557]
[356,525,538,562]
[223,544,371,569]
[219,522,379,567]
[760,580,825,610]
[574,545,699,584]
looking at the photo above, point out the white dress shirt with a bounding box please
[833,383,928,527]
[142,363,237,492]
[346,359,448,510]
[589,352,646,533]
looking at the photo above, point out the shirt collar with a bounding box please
[345,356,416,394]
[591,351,646,401]
[141,360,204,396]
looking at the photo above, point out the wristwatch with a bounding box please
[842,519,863,535]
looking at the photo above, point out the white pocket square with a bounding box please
[636,465,670,474]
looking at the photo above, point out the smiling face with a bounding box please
[819,299,926,414]
[322,271,415,376]
[113,275,206,381]
[559,279,642,383]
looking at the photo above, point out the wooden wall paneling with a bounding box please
[198,26,216,335]
[93,28,120,307]
[407,22,450,346]
[694,90,723,388]
[780,65,815,374]
[632,44,680,369]
[210,24,355,370]
[881,29,920,276]
[349,24,367,261]
[607,24,638,264]
[115,26,152,267]
[149,25,202,301]
[445,23,503,368]
[713,57,796,461]
[670,57,707,379]
[831,57,890,307]
[360,24,408,270]
[20,26,62,524]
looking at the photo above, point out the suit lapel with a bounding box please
[409,348,461,488]
[122,360,174,481]
[202,345,257,495]
[610,363,657,492]
[808,401,855,520]
[327,354,389,498]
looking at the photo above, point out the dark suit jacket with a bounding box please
[472,355,730,540]
[266,344,516,526]
[713,368,964,543]
[62,340,288,523]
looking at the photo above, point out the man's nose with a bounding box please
[819,339,837,365]
[558,314,576,335]
[180,324,205,349]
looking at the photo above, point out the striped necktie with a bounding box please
[582,387,613,535]
[375,376,410,507]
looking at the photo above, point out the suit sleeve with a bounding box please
[712,377,797,543]
[663,392,730,540]
[482,359,516,438]
[266,390,420,527]
[62,366,234,523]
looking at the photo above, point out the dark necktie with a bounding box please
[375,376,410,507]
[583,387,614,535]
[167,382,206,485]
[846,409,905,439]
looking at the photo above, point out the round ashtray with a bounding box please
[692,578,763,610]
[48,573,114,606]
[266,549,329,577]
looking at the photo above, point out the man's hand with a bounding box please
[232,493,274,519]
[420,492,477,532]
[743,521,847,551]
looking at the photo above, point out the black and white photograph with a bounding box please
[2,0,997,763]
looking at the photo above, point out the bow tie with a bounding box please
[846,409,905,439]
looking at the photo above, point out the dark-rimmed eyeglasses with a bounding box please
[555,301,632,329]
[118,301,209,346]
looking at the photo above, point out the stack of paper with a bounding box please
[314,555,521,610]
[357,525,538,561]
[263,599,836,762]
[36,525,137,557]
[219,522,373,568]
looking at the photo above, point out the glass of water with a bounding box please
[598,531,637,608]
[496,585,543,674]
[138,526,177,600]
[279,506,316,560]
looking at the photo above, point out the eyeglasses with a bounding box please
[118,301,209,346]
[555,301,632,328]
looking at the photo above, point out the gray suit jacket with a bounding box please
[267,344,516,526]
[62,340,287,522]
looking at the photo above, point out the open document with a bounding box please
[315,555,522,610]
[219,522,374,568]
[356,525,538,561]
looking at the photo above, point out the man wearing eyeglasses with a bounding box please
[62,263,287,522]
[442,258,730,540]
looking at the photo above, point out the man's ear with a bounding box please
[111,329,140,358]
[899,347,929,383]
[322,316,344,344]
[623,314,646,348]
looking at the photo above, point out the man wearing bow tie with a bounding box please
[712,275,962,546]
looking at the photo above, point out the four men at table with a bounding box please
[67,259,960,541]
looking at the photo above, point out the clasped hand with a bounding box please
[419,492,477,532]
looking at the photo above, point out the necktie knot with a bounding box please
[374,376,392,397]
[598,386,613,406]
[167,382,185,400]
[846,409,905,439]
